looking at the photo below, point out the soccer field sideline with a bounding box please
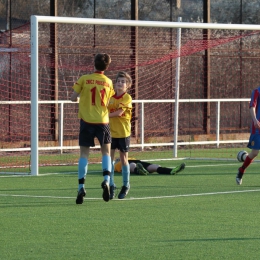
[1,188,260,201]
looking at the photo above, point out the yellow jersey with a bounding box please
[108,92,132,137]
[73,72,114,124]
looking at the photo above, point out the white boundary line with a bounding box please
[129,189,260,200]
[0,162,246,177]
[0,189,260,201]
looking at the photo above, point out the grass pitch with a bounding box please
[1,159,260,260]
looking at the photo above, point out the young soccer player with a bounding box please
[236,86,260,185]
[114,158,186,175]
[108,71,132,199]
[71,53,115,203]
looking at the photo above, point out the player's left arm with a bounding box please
[117,95,132,113]
[109,94,131,117]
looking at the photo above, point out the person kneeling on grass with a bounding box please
[114,158,186,176]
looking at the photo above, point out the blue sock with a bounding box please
[122,164,130,188]
[78,158,88,190]
[102,155,111,184]
[110,161,115,186]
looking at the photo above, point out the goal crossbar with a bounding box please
[32,15,260,30]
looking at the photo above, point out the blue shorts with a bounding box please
[247,134,260,150]
[79,120,111,147]
[111,136,130,153]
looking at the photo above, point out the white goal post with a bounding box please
[30,15,260,175]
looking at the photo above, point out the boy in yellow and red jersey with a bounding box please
[71,53,115,204]
[108,71,132,199]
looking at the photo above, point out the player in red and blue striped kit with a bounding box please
[236,87,260,185]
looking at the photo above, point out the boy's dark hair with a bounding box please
[115,71,132,87]
[94,53,111,71]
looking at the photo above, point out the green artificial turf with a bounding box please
[1,159,260,259]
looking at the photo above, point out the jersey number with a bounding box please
[91,87,106,106]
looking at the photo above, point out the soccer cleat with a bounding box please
[236,177,242,185]
[170,163,186,175]
[118,185,130,199]
[101,180,110,202]
[76,187,86,204]
[136,163,149,175]
[109,185,116,200]
[236,169,243,185]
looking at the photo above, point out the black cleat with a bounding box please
[76,187,86,204]
[109,185,116,200]
[236,168,243,185]
[101,180,110,202]
[118,185,130,199]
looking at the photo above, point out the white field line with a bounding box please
[0,189,260,201]
[127,189,260,200]
[1,164,259,201]
[0,162,243,178]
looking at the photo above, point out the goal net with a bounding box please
[1,16,260,175]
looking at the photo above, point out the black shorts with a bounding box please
[111,136,130,152]
[128,159,151,170]
[79,119,111,147]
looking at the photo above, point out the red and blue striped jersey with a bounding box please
[249,87,260,134]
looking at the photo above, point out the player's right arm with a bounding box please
[71,76,83,102]
[71,91,79,102]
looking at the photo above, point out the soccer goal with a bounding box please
[1,16,260,175]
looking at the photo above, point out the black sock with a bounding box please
[157,167,171,175]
